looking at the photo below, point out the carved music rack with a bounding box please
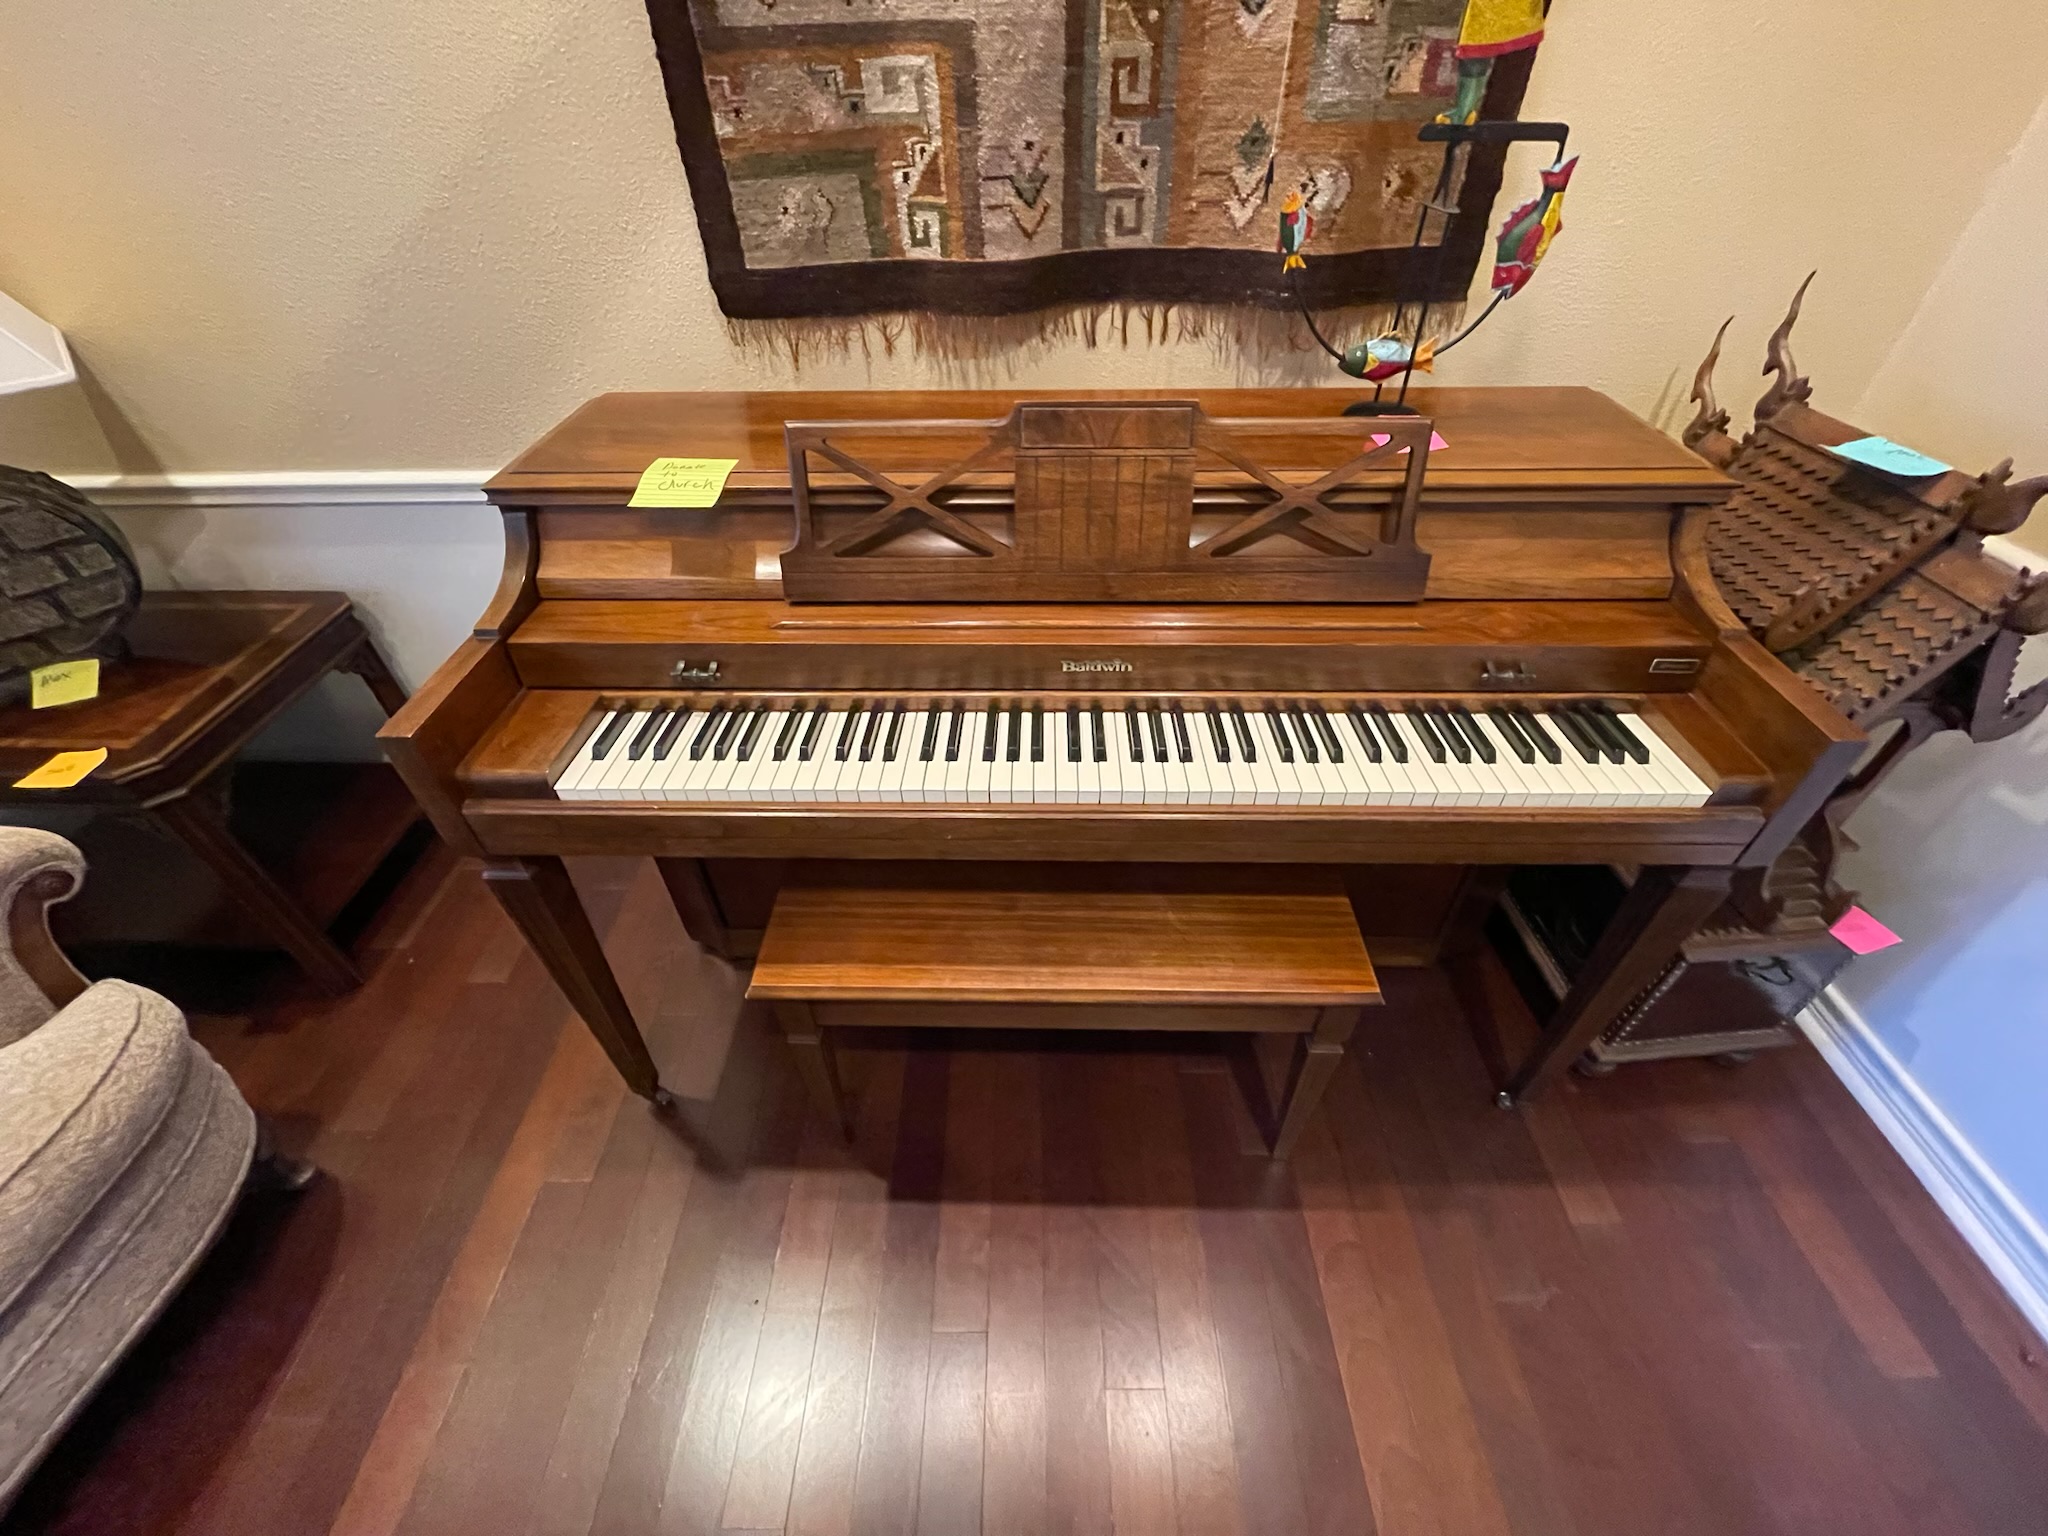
[780,400,1434,604]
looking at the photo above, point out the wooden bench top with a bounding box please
[747,868,1380,1008]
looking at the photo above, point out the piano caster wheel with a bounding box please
[1713,1051,1758,1069]
[1494,1090,1515,1110]
[1572,1054,1619,1078]
[652,1086,681,1114]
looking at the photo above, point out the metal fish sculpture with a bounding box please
[1277,187,1313,272]
[1340,333,1439,383]
[1492,155,1578,298]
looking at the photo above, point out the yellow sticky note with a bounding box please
[13,748,108,790]
[30,658,100,709]
[628,457,738,508]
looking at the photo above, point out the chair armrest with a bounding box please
[0,827,89,1047]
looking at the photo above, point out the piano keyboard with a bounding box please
[552,698,1713,808]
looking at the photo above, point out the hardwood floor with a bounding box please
[9,852,2048,1536]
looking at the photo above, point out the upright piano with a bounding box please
[380,387,1862,1107]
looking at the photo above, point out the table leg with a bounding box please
[481,856,663,1101]
[1498,864,1733,1106]
[1271,1005,1359,1159]
[340,634,410,716]
[153,791,363,995]
[774,1000,852,1140]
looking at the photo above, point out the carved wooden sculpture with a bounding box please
[1685,275,2048,923]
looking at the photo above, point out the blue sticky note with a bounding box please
[1831,435,1951,479]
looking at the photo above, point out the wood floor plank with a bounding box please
[785,1051,905,1536]
[527,1104,698,1536]
[982,1050,1048,1536]
[1090,1057,1166,1393]
[655,1061,808,1536]
[916,1330,988,1536]
[1041,1049,1113,1536]
[849,1050,948,1536]
[1130,1057,1242,1536]
[934,1047,996,1334]
[1105,1388,1180,1536]
[328,1018,619,1536]
[719,1116,844,1532]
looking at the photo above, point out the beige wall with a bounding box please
[4,0,2048,473]
[1855,94,2048,559]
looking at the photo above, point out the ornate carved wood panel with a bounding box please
[779,401,1434,604]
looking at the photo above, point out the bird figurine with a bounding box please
[1340,333,1439,383]
[1492,155,1578,298]
[1277,186,1314,272]
[1436,0,1548,127]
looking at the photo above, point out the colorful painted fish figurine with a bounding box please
[1277,187,1314,272]
[1492,155,1578,297]
[1340,332,1439,383]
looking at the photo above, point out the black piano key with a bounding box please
[736,706,770,761]
[770,706,802,762]
[1344,704,1383,763]
[1286,703,1320,764]
[1488,707,1537,764]
[1450,706,1496,764]
[1066,702,1081,763]
[1264,705,1296,764]
[715,704,753,761]
[1169,703,1192,763]
[1426,706,1472,764]
[1307,703,1343,764]
[1124,703,1146,762]
[834,702,865,762]
[1091,703,1106,763]
[652,706,693,761]
[1368,702,1408,763]
[1592,702,1652,764]
[1548,706,1603,763]
[1007,701,1023,763]
[1205,703,1231,762]
[1145,706,1168,763]
[1572,704,1627,765]
[857,704,885,762]
[1030,704,1044,763]
[799,701,829,761]
[1406,706,1448,763]
[883,702,906,762]
[1228,701,1257,762]
[1512,706,1562,764]
[981,706,1002,763]
[690,702,730,761]
[921,706,944,762]
[946,704,965,763]
[627,708,669,760]
[590,708,631,761]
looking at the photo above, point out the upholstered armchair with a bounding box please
[0,827,305,1512]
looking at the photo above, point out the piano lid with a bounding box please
[486,386,1730,506]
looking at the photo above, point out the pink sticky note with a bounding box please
[1830,906,1902,955]
[1370,431,1450,453]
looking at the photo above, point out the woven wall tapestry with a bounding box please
[642,0,1548,324]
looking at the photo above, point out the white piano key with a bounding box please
[1619,710,1713,806]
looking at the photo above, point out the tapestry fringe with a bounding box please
[722,300,1468,382]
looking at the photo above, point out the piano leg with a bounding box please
[481,856,663,1100]
[1497,864,1733,1106]
[655,857,746,963]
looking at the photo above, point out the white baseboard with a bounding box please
[1799,988,2048,1342]
[60,469,491,508]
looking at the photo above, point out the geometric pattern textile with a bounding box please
[642,0,1546,319]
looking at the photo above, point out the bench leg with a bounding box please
[775,1001,853,1141]
[1271,1006,1359,1160]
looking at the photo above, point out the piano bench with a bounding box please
[746,869,1382,1158]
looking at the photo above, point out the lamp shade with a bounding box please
[0,289,74,396]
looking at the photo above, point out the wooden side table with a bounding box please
[0,592,413,993]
